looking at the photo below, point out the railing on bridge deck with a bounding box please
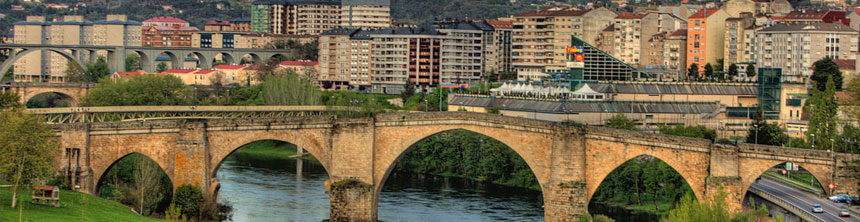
[26,106,360,124]
[748,185,823,222]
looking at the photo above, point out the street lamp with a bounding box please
[753,124,759,145]
[830,138,835,153]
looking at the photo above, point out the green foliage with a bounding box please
[746,64,756,79]
[663,189,773,222]
[322,90,392,116]
[727,64,738,79]
[805,76,838,150]
[64,60,86,83]
[391,0,542,25]
[173,185,204,220]
[98,153,173,216]
[85,56,111,82]
[659,125,716,141]
[704,63,714,81]
[261,72,321,106]
[746,106,789,146]
[847,76,860,121]
[84,74,192,106]
[422,87,449,111]
[605,114,637,130]
[838,124,860,153]
[487,107,501,114]
[592,156,693,214]
[26,92,73,108]
[811,57,843,91]
[394,130,540,190]
[688,63,699,80]
[402,79,416,101]
[0,91,21,110]
[165,203,187,222]
[125,53,141,72]
[156,62,169,73]
[0,109,59,208]
[1,67,12,81]
[227,84,266,106]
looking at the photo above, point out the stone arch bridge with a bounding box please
[4,82,95,106]
[50,111,859,222]
[0,44,291,75]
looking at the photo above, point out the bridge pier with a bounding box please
[327,178,377,222]
[174,120,212,193]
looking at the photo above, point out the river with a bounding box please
[216,154,657,222]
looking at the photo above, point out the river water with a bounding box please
[216,155,656,222]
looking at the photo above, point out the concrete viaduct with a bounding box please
[0,44,291,75]
[49,111,860,222]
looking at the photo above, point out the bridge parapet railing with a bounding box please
[748,185,823,222]
[374,111,559,130]
[10,82,97,88]
[30,106,358,124]
[738,142,832,163]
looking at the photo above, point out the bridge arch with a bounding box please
[129,50,153,72]
[740,158,832,196]
[17,85,88,106]
[94,152,175,195]
[584,137,710,203]
[25,91,76,108]
[88,133,178,194]
[213,52,235,65]
[0,48,87,80]
[588,154,697,212]
[207,128,332,181]
[372,126,552,213]
[240,53,262,65]
[158,51,181,70]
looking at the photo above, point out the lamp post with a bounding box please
[753,124,759,145]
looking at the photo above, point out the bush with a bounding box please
[173,184,204,219]
[98,183,124,201]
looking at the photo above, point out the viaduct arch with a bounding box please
[11,82,95,106]
[50,112,859,222]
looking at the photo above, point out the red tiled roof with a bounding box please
[213,64,246,70]
[485,20,513,29]
[784,10,841,20]
[114,72,165,78]
[517,7,590,17]
[248,65,262,70]
[833,59,856,70]
[836,91,854,104]
[279,61,318,66]
[143,16,188,24]
[164,69,196,74]
[670,29,687,36]
[142,26,199,31]
[853,8,860,16]
[690,8,721,19]
[33,186,56,190]
[195,70,216,74]
[616,12,647,19]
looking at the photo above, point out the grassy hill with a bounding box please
[0,187,159,222]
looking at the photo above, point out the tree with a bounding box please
[746,64,757,79]
[605,114,637,130]
[130,156,165,216]
[0,91,20,110]
[85,56,110,82]
[261,71,321,106]
[402,79,416,101]
[806,76,839,150]
[688,63,699,80]
[659,125,717,141]
[173,185,204,220]
[2,67,12,82]
[209,71,225,88]
[746,106,788,146]
[157,62,169,73]
[0,109,59,208]
[165,204,187,222]
[704,63,714,81]
[846,76,860,121]
[83,74,193,106]
[125,53,141,72]
[811,57,843,91]
[662,189,772,222]
[64,60,85,82]
[727,64,739,80]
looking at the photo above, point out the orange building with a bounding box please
[686,8,729,73]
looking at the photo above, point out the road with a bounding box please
[753,178,860,222]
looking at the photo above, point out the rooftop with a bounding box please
[212,64,246,70]
[758,22,856,32]
[143,16,189,24]
[516,7,591,17]
[784,10,843,20]
[448,95,722,114]
[589,82,758,95]
[689,8,721,19]
[279,61,319,66]
[163,69,196,74]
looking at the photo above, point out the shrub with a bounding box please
[173,184,204,219]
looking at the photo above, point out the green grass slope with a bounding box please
[0,187,159,222]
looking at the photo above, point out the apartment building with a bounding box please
[754,23,858,82]
[320,24,494,93]
[341,0,391,28]
[686,8,730,72]
[230,18,252,32]
[511,7,616,80]
[485,20,514,73]
[204,20,233,32]
[613,12,685,68]
[13,15,139,82]
[251,0,391,35]
[142,16,198,47]
[664,29,687,74]
[594,25,615,56]
[782,10,848,26]
[723,13,756,71]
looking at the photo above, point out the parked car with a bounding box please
[830,194,852,203]
[812,204,824,213]
[841,209,851,217]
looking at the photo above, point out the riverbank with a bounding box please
[595,200,675,215]
[0,187,159,222]
[230,140,318,163]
